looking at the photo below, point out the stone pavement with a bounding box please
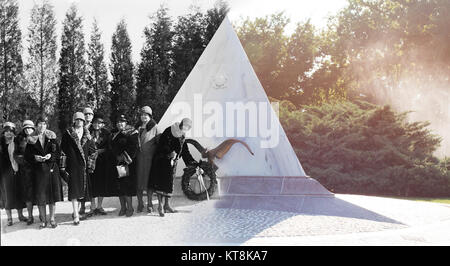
[242,220,450,245]
[2,194,450,245]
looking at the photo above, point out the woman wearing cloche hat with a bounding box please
[148,118,196,217]
[0,122,27,226]
[135,106,161,213]
[13,120,37,225]
[60,112,97,225]
[109,114,139,217]
[89,114,112,215]
[24,116,63,229]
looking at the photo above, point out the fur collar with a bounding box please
[67,127,91,164]
[0,135,14,145]
[68,127,91,145]
[27,130,57,145]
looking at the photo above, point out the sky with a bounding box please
[17,0,349,63]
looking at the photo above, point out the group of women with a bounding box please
[0,106,197,228]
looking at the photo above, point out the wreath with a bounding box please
[180,138,253,200]
[181,139,218,201]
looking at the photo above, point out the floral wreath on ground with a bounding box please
[181,139,218,201]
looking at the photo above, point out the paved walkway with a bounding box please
[2,194,450,245]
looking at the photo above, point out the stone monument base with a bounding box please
[171,176,334,212]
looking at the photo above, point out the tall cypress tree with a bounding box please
[87,19,110,120]
[136,5,173,121]
[110,19,135,123]
[135,32,153,114]
[171,6,206,102]
[0,0,23,121]
[168,2,229,109]
[26,0,58,118]
[57,4,86,132]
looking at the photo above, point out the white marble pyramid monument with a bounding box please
[159,17,332,202]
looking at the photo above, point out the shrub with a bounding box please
[278,99,450,197]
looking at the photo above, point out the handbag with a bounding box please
[116,165,129,178]
[59,151,67,170]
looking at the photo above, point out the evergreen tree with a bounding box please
[87,19,110,121]
[136,5,173,121]
[204,0,230,44]
[171,6,206,102]
[110,19,135,123]
[0,0,23,121]
[168,2,229,111]
[278,99,449,197]
[57,4,87,132]
[25,0,58,117]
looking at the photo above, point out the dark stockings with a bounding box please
[157,194,164,216]
[16,208,26,220]
[26,202,33,219]
[119,197,126,212]
[6,209,12,221]
[156,194,176,216]
[80,201,86,213]
[164,196,176,213]
[38,205,47,225]
[125,196,133,211]
[137,190,144,208]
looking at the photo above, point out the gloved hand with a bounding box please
[34,155,45,162]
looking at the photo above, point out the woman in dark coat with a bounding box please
[24,117,63,229]
[79,107,95,216]
[14,120,37,225]
[110,114,139,217]
[0,122,27,226]
[60,112,97,225]
[90,114,111,215]
[148,118,196,217]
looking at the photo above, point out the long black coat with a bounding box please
[14,133,35,203]
[110,129,139,197]
[148,125,196,197]
[61,127,97,201]
[24,130,63,206]
[90,127,115,197]
[0,136,25,210]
